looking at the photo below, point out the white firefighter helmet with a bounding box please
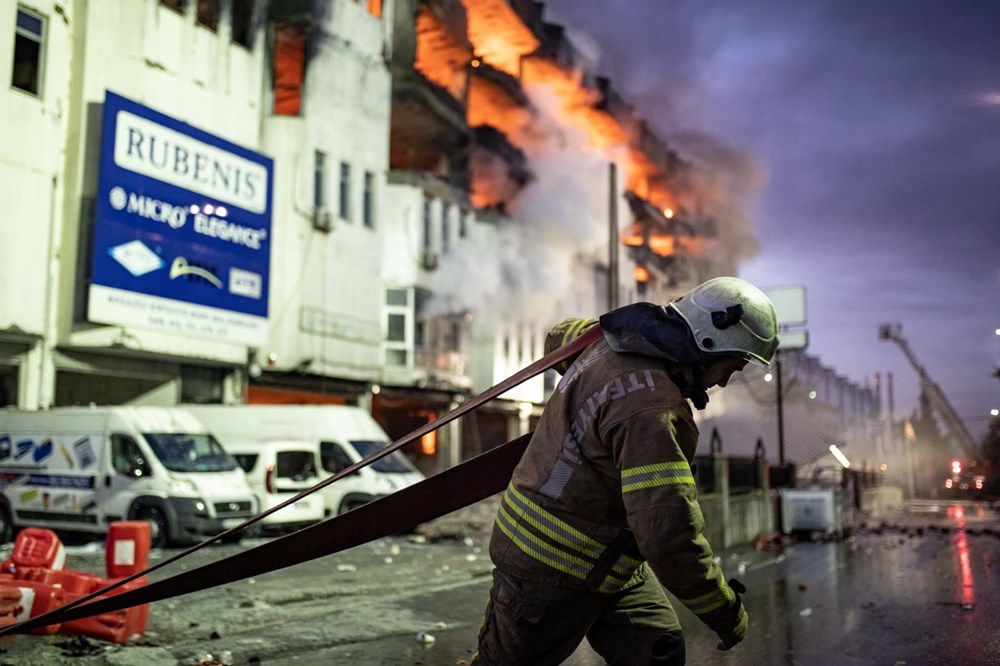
[667,277,779,367]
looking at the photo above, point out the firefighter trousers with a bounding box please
[473,562,686,665]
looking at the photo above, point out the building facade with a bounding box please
[1,0,881,474]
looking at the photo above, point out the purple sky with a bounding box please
[543,0,1000,442]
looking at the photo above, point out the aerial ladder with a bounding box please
[878,323,979,459]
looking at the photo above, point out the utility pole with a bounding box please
[608,162,619,311]
[776,349,786,465]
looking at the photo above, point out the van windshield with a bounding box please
[144,433,238,472]
[349,440,417,474]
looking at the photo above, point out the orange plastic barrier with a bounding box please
[60,575,149,644]
[1,527,66,575]
[105,521,150,578]
[0,580,66,634]
[0,523,149,643]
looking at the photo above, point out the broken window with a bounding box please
[272,23,305,116]
[231,0,254,47]
[196,0,219,31]
[12,7,44,96]
[338,161,352,220]
[363,171,375,228]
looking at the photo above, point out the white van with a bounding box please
[226,439,326,530]
[184,405,425,516]
[0,406,258,547]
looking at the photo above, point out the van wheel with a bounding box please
[0,502,13,545]
[136,506,170,548]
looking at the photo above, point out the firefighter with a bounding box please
[473,277,779,665]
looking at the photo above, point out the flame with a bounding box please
[461,0,540,77]
[634,266,650,283]
[421,430,437,455]
[416,0,686,234]
[414,6,471,99]
[648,234,675,257]
[621,222,645,246]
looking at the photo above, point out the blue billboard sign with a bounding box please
[88,91,272,346]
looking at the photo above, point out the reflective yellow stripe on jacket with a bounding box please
[676,578,735,616]
[620,461,694,494]
[496,483,641,593]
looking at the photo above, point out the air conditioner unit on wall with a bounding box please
[312,208,332,232]
[421,251,439,270]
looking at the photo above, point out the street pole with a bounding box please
[776,350,786,465]
[608,162,619,311]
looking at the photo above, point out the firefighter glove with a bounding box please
[716,579,748,650]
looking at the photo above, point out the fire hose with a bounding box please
[0,325,604,636]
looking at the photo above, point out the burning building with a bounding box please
[0,0,877,477]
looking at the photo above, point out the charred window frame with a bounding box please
[196,0,220,31]
[362,171,375,229]
[231,0,254,47]
[272,22,306,115]
[338,161,352,221]
[12,7,45,96]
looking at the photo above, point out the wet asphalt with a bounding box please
[0,498,998,665]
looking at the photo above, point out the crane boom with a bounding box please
[878,323,978,458]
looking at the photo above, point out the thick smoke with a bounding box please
[428,84,626,326]
[427,74,768,327]
[667,130,768,280]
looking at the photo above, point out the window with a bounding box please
[386,314,406,342]
[232,453,258,473]
[12,7,44,96]
[386,288,408,306]
[110,435,151,477]
[276,451,316,480]
[422,200,432,254]
[314,151,326,209]
[231,0,254,46]
[459,209,469,238]
[160,0,186,11]
[273,23,305,115]
[338,161,351,220]
[320,442,354,474]
[362,171,375,228]
[367,0,384,17]
[196,0,219,31]
[384,287,412,368]
[441,203,451,253]
[385,349,408,366]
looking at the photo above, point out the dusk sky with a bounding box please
[544,1,1000,442]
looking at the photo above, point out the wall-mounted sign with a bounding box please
[88,91,273,346]
[764,285,808,351]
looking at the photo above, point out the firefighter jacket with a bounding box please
[488,320,745,638]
